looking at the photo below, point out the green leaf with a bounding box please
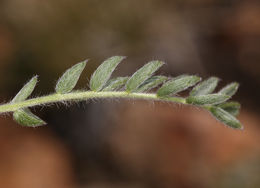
[186,94,230,105]
[157,75,201,97]
[217,102,241,117]
[102,77,128,91]
[90,56,125,91]
[209,106,243,129]
[136,76,167,93]
[55,60,87,94]
[190,77,219,96]
[126,60,164,92]
[13,108,46,127]
[11,76,38,103]
[219,82,239,97]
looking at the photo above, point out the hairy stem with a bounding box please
[0,91,186,113]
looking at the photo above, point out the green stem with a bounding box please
[0,91,186,113]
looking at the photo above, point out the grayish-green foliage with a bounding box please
[11,76,38,103]
[90,56,125,91]
[126,60,164,92]
[217,102,241,117]
[136,76,167,93]
[102,77,128,91]
[55,60,87,94]
[209,106,242,129]
[0,56,243,129]
[13,108,46,127]
[219,82,239,97]
[157,75,201,97]
[190,77,219,96]
[186,94,230,105]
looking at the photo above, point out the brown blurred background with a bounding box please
[0,0,260,187]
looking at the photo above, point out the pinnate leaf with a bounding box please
[209,106,243,129]
[190,77,219,96]
[55,60,87,94]
[11,76,38,103]
[219,82,239,97]
[217,102,241,117]
[102,77,128,91]
[13,108,46,127]
[157,75,201,97]
[1,56,243,130]
[126,61,164,92]
[186,94,230,105]
[90,56,125,91]
[136,76,167,93]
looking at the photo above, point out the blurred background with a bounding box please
[0,0,260,187]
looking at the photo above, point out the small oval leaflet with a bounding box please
[136,76,167,93]
[102,77,128,91]
[186,94,230,105]
[126,60,164,92]
[90,56,125,91]
[13,108,46,127]
[209,106,243,129]
[55,60,87,94]
[157,75,201,97]
[219,82,239,97]
[217,102,240,117]
[11,76,38,103]
[190,77,219,96]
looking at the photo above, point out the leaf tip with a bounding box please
[111,55,127,62]
[194,75,202,82]
[80,59,88,66]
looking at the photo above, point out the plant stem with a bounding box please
[0,91,186,113]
